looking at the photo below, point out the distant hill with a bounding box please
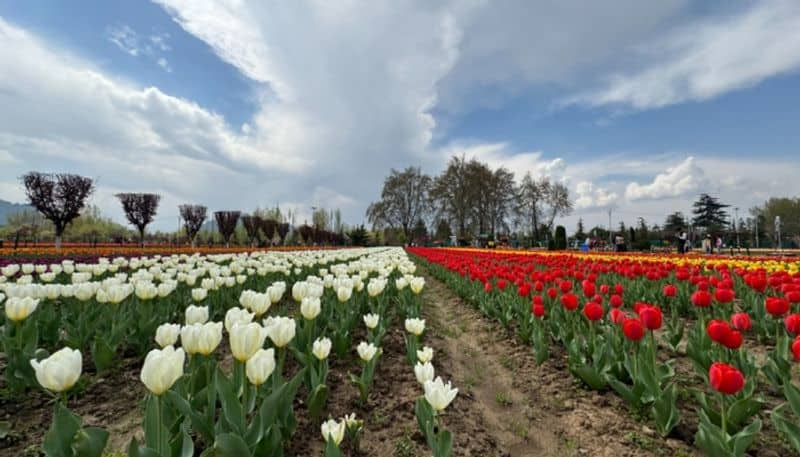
[0,199,35,225]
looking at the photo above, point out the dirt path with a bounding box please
[418,265,699,457]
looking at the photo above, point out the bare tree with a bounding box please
[517,173,550,241]
[366,166,432,243]
[277,222,290,245]
[431,156,473,239]
[214,211,241,247]
[179,204,207,248]
[116,193,161,247]
[241,214,262,247]
[21,172,94,249]
[544,182,572,233]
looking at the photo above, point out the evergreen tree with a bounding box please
[664,211,687,234]
[575,218,586,241]
[692,194,729,231]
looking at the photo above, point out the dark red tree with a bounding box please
[214,211,241,247]
[116,193,161,247]
[179,204,207,247]
[21,172,94,249]
[241,214,263,246]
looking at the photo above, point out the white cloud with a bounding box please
[575,181,618,209]
[438,142,566,181]
[150,33,171,51]
[568,0,800,109]
[106,24,141,56]
[156,57,172,72]
[625,156,707,201]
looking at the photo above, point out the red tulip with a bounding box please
[559,281,573,293]
[691,290,713,308]
[707,320,732,343]
[532,303,545,318]
[765,296,790,317]
[600,284,610,295]
[583,302,604,321]
[561,293,579,311]
[609,308,626,325]
[714,287,735,304]
[614,284,624,295]
[622,318,645,341]
[787,290,800,303]
[785,314,800,335]
[497,279,507,290]
[609,294,623,308]
[731,312,751,331]
[662,284,677,298]
[582,281,596,298]
[534,280,544,292]
[709,362,745,395]
[723,330,743,350]
[638,306,663,330]
[547,287,557,299]
[792,337,800,361]
[484,282,492,293]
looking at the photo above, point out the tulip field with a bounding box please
[408,247,800,456]
[0,247,467,457]
[2,246,800,456]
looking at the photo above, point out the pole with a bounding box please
[734,207,740,250]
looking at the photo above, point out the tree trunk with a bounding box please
[139,228,145,248]
[55,235,62,250]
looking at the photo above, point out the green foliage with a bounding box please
[554,225,567,250]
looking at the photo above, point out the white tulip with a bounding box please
[300,297,321,320]
[263,316,296,348]
[191,288,208,302]
[30,347,82,393]
[292,281,308,302]
[395,277,408,290]
[267,284,284,304]
[312,337,332,360]
[180,322,223,355]
[404,318,426,336]
[5,296,39,321]
[225,307,255,333]
[229,323,268,362]
[414,362,435,385]
[135,282,158,300]
[74,283,95,301]
[367,279,385,297]
[321,418,346,445]
[155,323,181,348]
[140,346,185,395]
[363,313,379,330]
[246,348,275,386]
[409,277,425,294]
[417,346,434,364]
[356,341,378,362]
[423,377,458,412]
[185,305,209,325]
[336,286,352,303]
[21,264,34,275]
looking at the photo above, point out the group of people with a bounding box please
[675,230,723,254]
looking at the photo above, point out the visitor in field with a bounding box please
[702,234,712,254]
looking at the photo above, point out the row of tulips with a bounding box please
[8,247,451,456]
[409,247,800,457]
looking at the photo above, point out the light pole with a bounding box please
[734,207,740,250]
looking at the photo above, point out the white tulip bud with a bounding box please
[140,346,185,395]
[30,347,82,393]
[246,348,275,386]
[155,323,181,348]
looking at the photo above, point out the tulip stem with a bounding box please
[719,394,727,437]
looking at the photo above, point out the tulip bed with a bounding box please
[408,247,800,457]
[0,247,460,456]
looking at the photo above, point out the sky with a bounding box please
[0,0,799,233]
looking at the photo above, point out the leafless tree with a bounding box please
[214,211,241,247]
[367,166,432,244]
[431,156,473,238]
[116,193,161,247]
[544,182,572,233]
[241,214,262,246]
[277,222,290,244]
[179,204,207,248]
[21,172,94,249]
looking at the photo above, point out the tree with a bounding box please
[664,211,687,235]
[179,204,207,248]
[431,156,473,238]
[348,225,369,246]
[517,173,549,242]
[543,182,573,234]
[214,211,241,247]
[116,193,161,247]
[241,214,262,247]
[411,218,428,244]
[554,225,567,250]
[484,167,516,237]
[367,166,432,243]
[21,172,94,248]
[751,197,800,247]
[692,194,729,232]
[434,218,452,242]
[575,218,586,241]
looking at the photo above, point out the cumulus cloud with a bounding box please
[567,0,800,109]
[438,142,566,181]
[575,181,618,209]
[625,156,708,201]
